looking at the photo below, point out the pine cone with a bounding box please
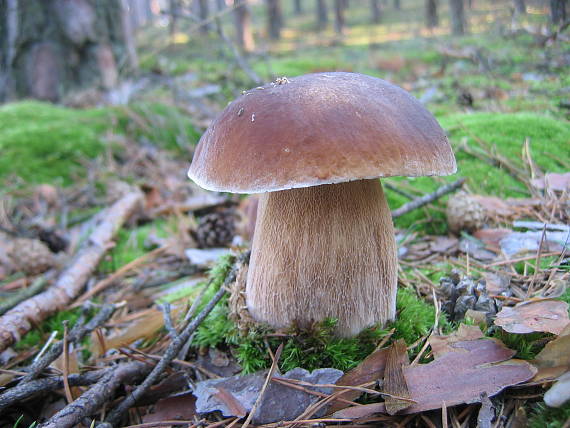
[439,270,506,322]
[195,209,236,248]
[446,191,486,234]
[8,238,56,275]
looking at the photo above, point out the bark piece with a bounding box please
[0,191,143,353]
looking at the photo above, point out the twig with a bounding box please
[0,191,143,352]
[384,182,415,200]
[0,368,113,412]
[0,276,50,316]
[38,362,150,428]
[73,245,167,306]
[391,178,465,218]
[102,255,245,427]
[160,302,178,338]
[19,303,118,383]
[242,344,283,428]
[62,321,73,404]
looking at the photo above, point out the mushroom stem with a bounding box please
[246,179,397,337]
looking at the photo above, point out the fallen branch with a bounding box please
[101,253,246,427]
[0,367,112,412]
[0,275,50,316]
[19,303,118,384]
[38,362,150,428]
[391,178,465,218]
[0,191,143,353]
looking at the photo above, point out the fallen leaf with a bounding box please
[429,324,484,358]
[194,367,343,424]
[495,300,570,335]
[143,392,197,423]
[332,338,535,418]
[472,195,514,217]
[383,340,411,415]
[429,236,458,254]
[329,346,390,414]
[531,172,570,192]
[474,228,512,249]
[532,324,570,381]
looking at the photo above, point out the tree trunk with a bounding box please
[426,0,438,28]
[169,0,178,36]
[216,0,226,11]
[449,0,465,35]
[394,0,401,9]
[234,0,255,51]
[550,0,567,24]
[513,0,526,15]
[371,0,381,23]
[0,0,134,103]
[316,0,328,30]
[198,0,211,34]
[334,0,345,34]
[294,0,302,14]
[266,0,283,40]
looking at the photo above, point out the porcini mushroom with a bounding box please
[188,72,456,337]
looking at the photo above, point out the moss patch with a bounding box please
[0,101,111,186]
[0,101,199,188]
[386,112,570,232]
[529,402,570,428]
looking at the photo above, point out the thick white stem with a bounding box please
[246,179,397,337]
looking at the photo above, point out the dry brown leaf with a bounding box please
[531,172,570,192]
[91,306,182,356]
[429,236,458,254]
[329,347,390,414]
[429,324,484,358]
[532,324,570,381]
[472,196,514,217]
[495,300,570,335]
[383,339,411,415]
[332,338,535,419]
[473,228,512,248]
[142,392,197,423]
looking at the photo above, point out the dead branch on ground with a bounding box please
[391,178,465,218]
[0,191,143,352]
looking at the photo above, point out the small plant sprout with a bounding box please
[188,72,456,336]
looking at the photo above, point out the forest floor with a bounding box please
[0,1,569,427]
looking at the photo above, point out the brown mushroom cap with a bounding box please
[188,72,456,193]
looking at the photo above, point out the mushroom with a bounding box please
[188,72,456,337]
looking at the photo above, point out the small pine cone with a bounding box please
[195,210,236,248]
[228,261,255,335]
[446,191,486,234]
[8,238,56,275]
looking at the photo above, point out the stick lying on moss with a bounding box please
[0,191,143,353]
[100,252,247,427]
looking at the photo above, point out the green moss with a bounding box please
[115,102,201,153]
[529,402,570,428]
[15,308,82,351]
[491,329,546,360]
[0,101,111,186]
[439,113,570,197]
[391,287,449,346]
[235,320,387,374]
[192,254,237,347]
[98,220,168,273]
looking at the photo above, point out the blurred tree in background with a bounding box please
[0,0,137,103]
